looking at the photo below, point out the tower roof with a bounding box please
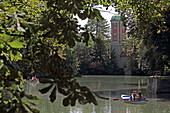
[111,15,121,20]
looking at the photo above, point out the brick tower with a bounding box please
[111,15,131,75]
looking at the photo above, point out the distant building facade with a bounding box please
[111,15,131,75]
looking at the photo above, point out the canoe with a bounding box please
[121,95,148,104]
[121,95,131,99]
[124,100,148,104]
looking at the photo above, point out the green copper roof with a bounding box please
[111,15,121,20]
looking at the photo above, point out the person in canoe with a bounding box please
[131,90,138,101]
[138,91,147,101]
[138,91,143,100]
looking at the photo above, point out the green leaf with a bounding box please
[49,85,57,102]
[78,96,88,105]
[68,38,75,48]
[78,10,88,20]
[87,91,98,105]
[39,84,53,94]
[7,39,24,48]
[82,32,89,46]
[3,100,8,104]
[10,50,22,61]
[24,103,40,113]
[25,94,39,100]
[93,9,103,20]
[63,94,72,106]
[58,87,71,96]
[39,78,54,84]
[70,94,78,106]
[0,34,11,42]
[0,44,4,48]
[87,40,91,47]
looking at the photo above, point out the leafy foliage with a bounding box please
[70,20,120,75]
[115,0,170,31]
[0,0,118,112]
[119,0,170,75]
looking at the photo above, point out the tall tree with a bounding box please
[122,37,141,75]
[118,0,170,75]
[76,19,119,75]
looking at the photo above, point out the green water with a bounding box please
[25,76,170,113]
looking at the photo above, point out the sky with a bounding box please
[78,5,117,27]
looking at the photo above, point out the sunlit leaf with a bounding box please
[7,39,24,48]
[10,50,22,61]
[157,30,161,34]
[25,94,39,100]
[0,34,11,42]
[0,44,4,48]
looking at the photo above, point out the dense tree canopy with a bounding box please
[0,0,115,112]
[119,0,170,75]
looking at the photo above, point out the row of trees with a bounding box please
[65,19,123,75]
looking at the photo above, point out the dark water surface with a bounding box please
[25,76,170,113]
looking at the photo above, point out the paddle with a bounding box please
[113,98,130,101]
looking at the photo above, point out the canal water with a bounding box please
[25,76,170,113]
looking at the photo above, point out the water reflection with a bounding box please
[25,76,170,113]
[70,107,83,113]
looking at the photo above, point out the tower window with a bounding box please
[114,23,117,30]
[114,34,117,40]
